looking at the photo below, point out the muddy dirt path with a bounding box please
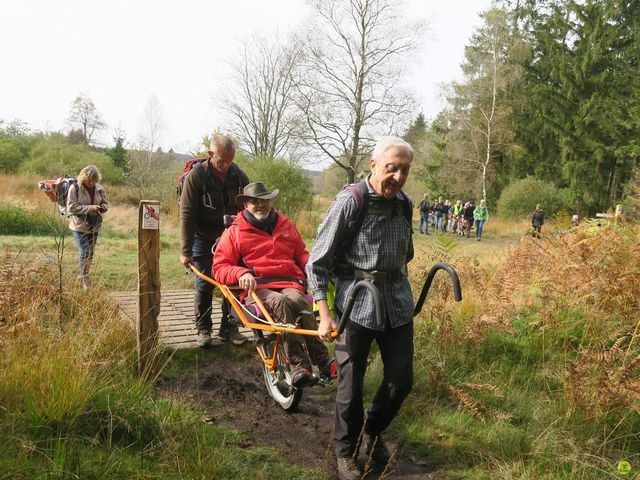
[158,351,442,479]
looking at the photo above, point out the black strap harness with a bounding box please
[332,180,413,283]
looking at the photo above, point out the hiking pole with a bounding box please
[413,262,462,317]
[336,280,384,334]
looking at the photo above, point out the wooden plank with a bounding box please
[159,325,197,334]
[111,289,240,349]
[159,319,225,327]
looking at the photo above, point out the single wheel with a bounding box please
[257,333,302,411]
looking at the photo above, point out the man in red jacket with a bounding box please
[213,182,336,387]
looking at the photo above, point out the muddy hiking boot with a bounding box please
[78,274,91,290]
[217,315,247,346]
[196,331,212,348]
[362,433,391,467]
[336,456,361,480]
[219,328,247,346]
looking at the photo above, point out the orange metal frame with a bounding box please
[190,265,327,374]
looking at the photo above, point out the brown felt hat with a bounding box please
[235,182,279,209]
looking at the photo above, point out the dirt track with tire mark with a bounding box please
[158,352,442,479]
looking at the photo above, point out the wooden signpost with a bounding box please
[137,200,161,375]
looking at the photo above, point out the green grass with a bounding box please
[366,307,640,479]
[0,230,192,291]
[361,224,640,479]
[0,262,323,479]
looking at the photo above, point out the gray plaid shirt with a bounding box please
[306,178,414,331]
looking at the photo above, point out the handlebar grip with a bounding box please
[336,280,384,334]
[413,262,462,316]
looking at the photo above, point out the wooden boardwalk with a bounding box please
[111,290,251,349]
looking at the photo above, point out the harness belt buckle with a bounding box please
[354,269,388,282]
[369,270,387,281]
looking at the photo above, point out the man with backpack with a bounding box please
[307,136,415,480]
[417,193,430,234]
[180,134,249,348]
[462,200,475,237]
[433,197,446,232]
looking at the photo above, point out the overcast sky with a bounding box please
[0,0,491,154]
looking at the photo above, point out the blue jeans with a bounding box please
[476,220,485,239]
[192,236,232,335]
[419,214,429,234]
[435,215,443,232]
[71,230,98,276]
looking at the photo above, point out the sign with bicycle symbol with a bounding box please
[142,204,160,230]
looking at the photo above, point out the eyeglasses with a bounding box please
[247,198,271,205]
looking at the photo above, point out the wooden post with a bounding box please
[137,200,161,376]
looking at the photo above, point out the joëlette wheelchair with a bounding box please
[190,262,462,411]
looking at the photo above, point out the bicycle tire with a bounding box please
[256,331,302,410]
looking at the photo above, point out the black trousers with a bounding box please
[333,321,413,458]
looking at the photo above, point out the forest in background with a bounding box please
[1,0,638,220]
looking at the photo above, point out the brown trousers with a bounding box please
[249,288,330,370]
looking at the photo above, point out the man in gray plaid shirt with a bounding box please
[307,136,414,480]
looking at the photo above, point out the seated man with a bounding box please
[213,182,336,387]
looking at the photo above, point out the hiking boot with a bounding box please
[336,456,361,480]
[79,275,90,290]
[291,367,315,389]
[319,358,338,382]
[362,433,391,467]
[218,327,247,346]
[196,331,212,348]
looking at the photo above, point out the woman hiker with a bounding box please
[66,165,109,289]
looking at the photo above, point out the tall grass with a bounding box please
[0,254,321,479]
[370,222,640,479]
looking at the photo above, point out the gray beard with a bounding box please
[252,211,269,221]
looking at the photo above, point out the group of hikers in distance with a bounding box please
[417,194,489,241]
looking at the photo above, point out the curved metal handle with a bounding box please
[336,280,384,334]
[413,262,462,316]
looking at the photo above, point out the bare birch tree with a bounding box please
[216,34,304,161]
[295,0,425,183]
[446,7,522,201]
[127,94,167,197]
[67,93,106,145]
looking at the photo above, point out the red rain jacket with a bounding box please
[212,210,309,296]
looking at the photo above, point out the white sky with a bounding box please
[0,0,491,155]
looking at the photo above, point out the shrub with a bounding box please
[0,138,23,173]
[19,133,124,184]
[240,157,313,220]
[497,177,565,219]
[0,201,56,235]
